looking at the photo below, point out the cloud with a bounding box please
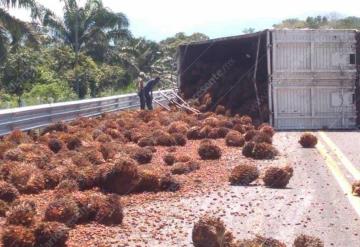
[7,0,360,41]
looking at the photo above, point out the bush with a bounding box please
[198,143,222,160]
[225,131,245,147]
[48,139,64,153]
[352,181,360,196]
[2,225,36,247]
[293,234,324,247]
[44,197,80,227]
[159,176,180,192]
[131,147,153,164]
[34,222,70,247]
[263,166,293,188]
[6,200,36,226]
[0,181,19,202]
[134,171,160,193]
[171,161,200,175]
[172,133,187,146]
[187,126,202,140]
[99,158,139,195]
[299,133,318,148]
[163,153,176,166]
[192,216,234,247]
[242,142,255,158]
[229,164,259,185]
[252,143,278,160]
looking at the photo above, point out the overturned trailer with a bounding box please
[177,29,359,130]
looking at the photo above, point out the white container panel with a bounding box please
[270,29,357,129]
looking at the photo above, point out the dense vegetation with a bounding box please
[0,0,209,107]
[0,1,359,108]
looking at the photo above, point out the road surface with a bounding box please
[69,131,360,247]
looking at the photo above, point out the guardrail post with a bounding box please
[98,100,102,114]
[77,104,81,118]
[117,98,121,110]
[49,105,53,124]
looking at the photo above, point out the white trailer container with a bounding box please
[269,29,358,129]
[178,29,359,130]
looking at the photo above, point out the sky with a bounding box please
[7,0,360,41]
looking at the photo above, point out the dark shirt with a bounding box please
[143,79,158,93]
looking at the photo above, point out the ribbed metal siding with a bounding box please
[270,29,357,129]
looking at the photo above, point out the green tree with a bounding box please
[65,53,101,98]
[333,16,360,29]
[1,47,40,105]
[112,37,161,77]
[0,8,39,63]
[0,0,46,63]
[23,82,76,104]
[274,15,360,30]
[42,0,131,62]
[160,32,209,57]
[273,18,306,29]
[243,27,255,34]
[98,64,131,94]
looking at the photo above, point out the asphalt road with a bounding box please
[105,131,360,247]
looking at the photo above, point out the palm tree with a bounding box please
[0,0,44,63]
[114,37,162,76]
[42,0,131,61]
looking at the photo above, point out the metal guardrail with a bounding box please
[0,90,171,136]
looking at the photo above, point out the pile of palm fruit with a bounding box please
[0,106,280,246]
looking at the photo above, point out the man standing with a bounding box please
[140,77,160,110]
[137,73,146,110]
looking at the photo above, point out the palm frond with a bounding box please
[42,9,69,43]
[1,0,46,19]
[0,8,39,47]
[0,24,8,62]
[0,0,36,8]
